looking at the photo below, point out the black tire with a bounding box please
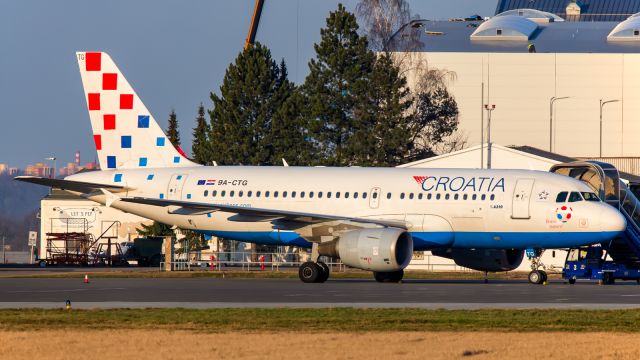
[299,262,321,283]
[150,254,161,267]
[568,278,576,285]
[317,261,330,283]
[38,260,46,268]
[603,272,615,285]
[540,270,548,283]
[373,270,404,283]
[528,270,543,284]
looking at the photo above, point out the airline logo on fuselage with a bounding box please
[413,176,505,192]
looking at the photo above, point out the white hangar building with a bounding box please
[388,7,640,161]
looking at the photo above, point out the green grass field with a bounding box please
[0,308,638,332]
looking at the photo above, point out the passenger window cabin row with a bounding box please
[201,189,496,201]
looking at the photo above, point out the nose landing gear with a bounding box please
[527,249,548,284]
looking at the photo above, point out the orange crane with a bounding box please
[245,0,265,49]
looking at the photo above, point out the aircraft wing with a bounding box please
[118,196,408,230]
[14,176,129,193]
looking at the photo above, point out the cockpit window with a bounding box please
[581,192,600,202]
[556,191,568,203]
[568,192,583,202]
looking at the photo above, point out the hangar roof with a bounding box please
[470,15,538,41]
[608,14,640,41]
[388,18,640,53]
[495,0,640,22]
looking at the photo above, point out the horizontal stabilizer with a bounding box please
[119,197,408,229]
[14,176,129,193]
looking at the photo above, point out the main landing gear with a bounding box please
[298,261,330,283]
[527,249,548,284]
[373,270,404,283]
[298,243,330,283]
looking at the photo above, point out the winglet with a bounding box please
[282,158,289,167]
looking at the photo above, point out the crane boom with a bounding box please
[245,0,265,49]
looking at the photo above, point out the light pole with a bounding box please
[549,96,570,152]
[599,99,620,157]
[484,104,496,169]
[44,156,56,179]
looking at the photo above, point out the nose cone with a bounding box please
[600,206,627,240]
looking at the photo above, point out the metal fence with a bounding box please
[159,251,482,272]
[160,252,347,272]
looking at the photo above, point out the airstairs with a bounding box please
[550,161,640,283]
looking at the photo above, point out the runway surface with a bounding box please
[1,278,640,309]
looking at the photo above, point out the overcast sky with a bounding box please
[0,0,496,168]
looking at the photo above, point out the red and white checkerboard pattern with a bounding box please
[76,51,195,170]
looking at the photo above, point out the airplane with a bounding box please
[16,52,627,284]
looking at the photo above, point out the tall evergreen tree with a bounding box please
[209,43,295,165]
[301,4,375,166]
[357,53,413,166]
[166,109,180,146]
[191,103,211,164]
[137,221,174,237]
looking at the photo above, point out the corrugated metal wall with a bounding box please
[577,157,640,175]
[495,0,640,21]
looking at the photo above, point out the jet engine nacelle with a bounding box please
[431,248,524,272]
[318,228,413,272]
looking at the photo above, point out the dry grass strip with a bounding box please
[0,330,639,360]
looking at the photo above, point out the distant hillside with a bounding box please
[0,173,47,219]
[0,173,45,251]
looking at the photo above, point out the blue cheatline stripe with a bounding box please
[195,230,624,250]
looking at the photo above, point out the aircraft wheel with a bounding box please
[317,261,330,283]
[528,270,543,284]
[568,278,576,285]
[299,262,321,283]
[540,270,548,283]
[374,270,404,283]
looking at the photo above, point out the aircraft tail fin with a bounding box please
[76,51,199,170]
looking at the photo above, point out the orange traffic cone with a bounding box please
[84,274,89,284]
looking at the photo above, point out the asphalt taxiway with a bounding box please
[1,278,640,309]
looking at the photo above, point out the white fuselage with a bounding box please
[67,166,626,250]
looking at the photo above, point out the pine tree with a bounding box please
[301,4,375,166]
[358,53,413,166]
[166,109,180,146]
[209,43,295,165]
[137,221,174,237]
[191,103,211,164]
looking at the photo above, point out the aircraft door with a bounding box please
[512,178,535,219]
[369,187,381,209]
[167,174,188,200]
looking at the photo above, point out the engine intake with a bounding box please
[318,228,413,272]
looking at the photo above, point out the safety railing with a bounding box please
[617,181,640,255]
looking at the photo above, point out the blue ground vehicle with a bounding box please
[563,246,640,284]
[551,161,640,285]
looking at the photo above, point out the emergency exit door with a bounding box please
[512,178,535,219]
[167,174,188,200]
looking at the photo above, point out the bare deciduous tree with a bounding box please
[356,0,413,51]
